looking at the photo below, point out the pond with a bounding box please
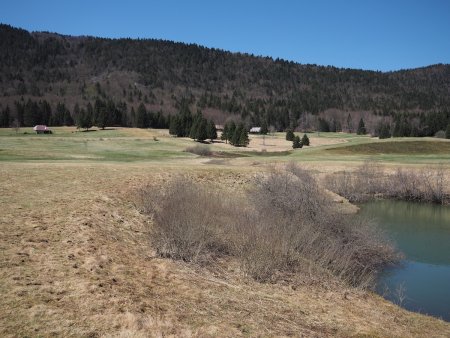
[359,200,450,322]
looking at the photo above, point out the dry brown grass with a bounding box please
[212,132,347,152]
[1,163,449,337]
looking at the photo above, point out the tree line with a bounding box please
[2,24,450,137]
[0,98,170,130]
[168,102,218,143]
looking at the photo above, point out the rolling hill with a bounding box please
[1,23,449,133]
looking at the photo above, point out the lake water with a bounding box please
[359,200,450,322]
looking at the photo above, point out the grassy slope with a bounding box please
[1,128,450,336]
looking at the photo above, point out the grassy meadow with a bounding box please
[1,126,449,164]
[1,126,450,337]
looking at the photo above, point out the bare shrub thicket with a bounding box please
[136,177,232,262]
[138,164,399,287]
[325,162,447,204]
[184,144,212,156]
[243,164,398,285]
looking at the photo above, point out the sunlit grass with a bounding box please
[1,128,449,164]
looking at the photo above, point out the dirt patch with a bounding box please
[212,133,348,152]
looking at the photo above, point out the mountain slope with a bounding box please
[1,23,450,131]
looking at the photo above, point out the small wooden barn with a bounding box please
[33,125,52,134]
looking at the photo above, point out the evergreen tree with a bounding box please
[207,120,217,141]
[228,121,236,144]
[136,103,147,128]
[85,102,94,129]
[231,123,243,146]
[178,102,193,136]
[169,115,178,135]
[78,107,93,131]
[347,113,353,133]
[318,118,330,132]
[292,135,303,149]
[378,122,391,139]
[301,133,310,146]
[286,129,294,141]
[39,100,52,125]
[95,99,109,129]
[221,122,229,143]
[260,119,268,135]
[63,107,74,126]
[239,126,249,146]
[446,124,450,139]
[0,106,10,127]
[23,99,39,126]
[73,103,81,127]
[196,118,208,141]
[357,118,367,135]
[130,106,136,127]
[189,112,202,139]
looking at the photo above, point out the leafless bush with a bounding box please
[138,177,230,262]
[244,164,398,284]
[184,144,212,156]
[138,164,400,287]
[386,167,446,204]
[325,162,447,204]
[434,130,446,138]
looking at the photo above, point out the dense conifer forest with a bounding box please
[1,24,449,136]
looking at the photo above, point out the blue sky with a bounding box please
[1,0,449,71]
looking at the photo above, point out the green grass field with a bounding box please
[1,127,449,164]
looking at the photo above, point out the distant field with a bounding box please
[1,127,449,165]
[325,140,450,155]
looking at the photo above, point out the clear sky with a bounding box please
[1,0,449,71]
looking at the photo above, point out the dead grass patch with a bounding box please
[1,163,449,337]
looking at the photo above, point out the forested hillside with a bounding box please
[0,23,449,135]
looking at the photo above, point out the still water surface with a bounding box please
[359,200,450,321]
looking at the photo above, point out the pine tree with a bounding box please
[136,103,147,128]
[130,107,136,127]
[95,99,109,130]
[73,103,81,127]
[85,102,93,130]
[260,119,268,135]
[378,123,391,139]
[78,108,92,131]
[318,118,330,132]
[196,118,208,141]
[239,126,249,146]
[446,124,450,139]
[231,123,243,146]
[207,120,217,141]
[286,129,294,141]
[301,133,310,146]
[64,108,74,126]
[189,112,201,139]
[221,122,229,143]
[357,118,367,135]
[347,113,353,133]
[292,135,302,149]
[169,115,178,135]
[228,121,236,144]
[0,106,10,127]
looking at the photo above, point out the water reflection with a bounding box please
[359,200,450,321]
